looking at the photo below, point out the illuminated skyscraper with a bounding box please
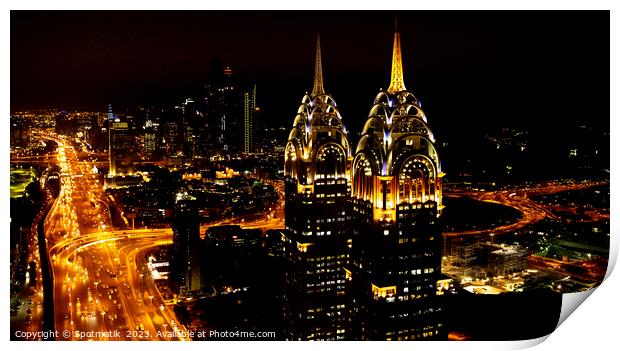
[107,105,135,176]
[282,35,353,340]
[349,27,445,340]
[143,119,157,156]
[243,85,257,153]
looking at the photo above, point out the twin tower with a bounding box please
[283,29,444,340]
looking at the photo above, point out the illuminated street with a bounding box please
[10,10,609,343]
[45,217,283,340]
[444,180,609,240]
[34,132,285,340]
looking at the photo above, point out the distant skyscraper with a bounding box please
[243,85,257,153]
[158,104,183,159]
[181,98,196,158]
[107,106,135,176]
[107,104,113,170]
[171,193,202,293]
[253,105,264,152]
[350,27,445,340]
[282,35,354,340]
[203,64,244,154]
[143,119,157,156]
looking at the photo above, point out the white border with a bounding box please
[3,2,617,351]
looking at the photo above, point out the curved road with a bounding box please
[443,180,608,239]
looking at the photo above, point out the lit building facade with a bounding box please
[143,120,157,156]
[107,106,135,176]
[349,28,445,340]
[282,36,354,340]
[243,85,257,153]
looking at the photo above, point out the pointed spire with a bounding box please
[312,34,325,96]
[387,23,407,94]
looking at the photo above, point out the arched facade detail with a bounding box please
[362,116,386,135]
[392,103,427,122]
[353,65,444,221]
[352,152,377,201]
[313,143,347,181]
[284,57,351,195]
[394,154,437,205]
[284,140,300,179]
[368,104,390,120]
[373,91,391,106]
[395,91,419,105]
[386,134,440,173]
[390,115,434,139]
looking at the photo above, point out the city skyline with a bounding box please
[9,9,611,343]
[11,11,609,132]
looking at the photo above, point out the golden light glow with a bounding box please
[216,167,239,179]
[387,31,406,94]
[297,183,314,194]
[374,208,396,222]
[312,34,325,96]
[297,242,313,253]
[343,267,353,281]
[371,283,397,298]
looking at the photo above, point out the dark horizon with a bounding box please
[9,10,612,343]
[11,10,609,133]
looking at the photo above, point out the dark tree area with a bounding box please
[10,177,45,289]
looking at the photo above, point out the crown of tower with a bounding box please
[312,34,325,96]
[387,27,407,94]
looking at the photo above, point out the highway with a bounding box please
[31,130,284,340]
[47,222,282,340]
[443,180,608,239]
[50,230,187,340]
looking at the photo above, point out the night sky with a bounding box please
[11,11,609,137]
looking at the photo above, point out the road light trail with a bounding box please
[28,130,286,340]
[443,180,608,239]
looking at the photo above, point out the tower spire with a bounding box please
[387,24,407,94]
[312,34,325,96]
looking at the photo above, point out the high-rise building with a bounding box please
[203,64,244,154]
[171,193,202,293]
[253,105,264,152]
[243,85,257,153]
[143,119,157,156]
[163,111,182,157]
[190,108,209,161]
[282,36,354,340]
[349,27,445,340]
[107,105,135,176]
[181,98,195,158]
